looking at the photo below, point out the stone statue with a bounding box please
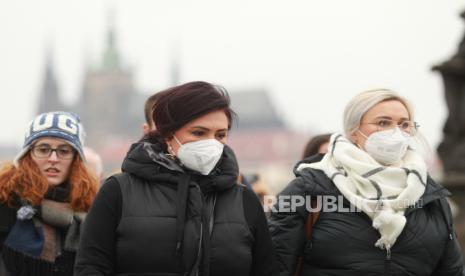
[433,10,465,177]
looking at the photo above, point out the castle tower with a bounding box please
[37,48,63,114]
[78,10,139,147]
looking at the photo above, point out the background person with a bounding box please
[301,133,331,159]
[83,147,104,183]
[142,90,168,135]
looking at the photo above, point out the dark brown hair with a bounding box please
[302,133,331,159]
[148,81,235,148]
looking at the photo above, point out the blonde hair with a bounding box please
[343,89,414,137]
[343,88,431,158]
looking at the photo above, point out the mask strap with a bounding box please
[167,135,182,157]
[354,129,369,149]
[357,129,368,139]
[173,135,183,147]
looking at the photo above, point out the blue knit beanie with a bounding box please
[14,111,85,165]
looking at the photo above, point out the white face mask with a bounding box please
[172,136,224,175]
[359,127,410,165]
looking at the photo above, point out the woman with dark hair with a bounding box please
[75,81,278,276]
[301,133,331,159]
[0,111,98,275]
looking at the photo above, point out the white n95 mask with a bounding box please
[361,128,410,165]
[173,136,224,175]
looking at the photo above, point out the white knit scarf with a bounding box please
[298,133,427,250]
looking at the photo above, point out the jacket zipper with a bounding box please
[190,185,203,276]
[384,247,391,276]
[208,194,217,235]
[189,186,217,276]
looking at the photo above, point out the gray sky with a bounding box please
[1,0,464,150]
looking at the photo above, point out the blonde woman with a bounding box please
[269,90,464,276]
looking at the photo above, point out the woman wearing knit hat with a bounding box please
[0,111,98,275]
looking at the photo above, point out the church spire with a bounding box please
[37,45,62,114]
[102,7,121,71]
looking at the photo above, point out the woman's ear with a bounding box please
[165,135,176,155]
[142,123,151,135]
[350,131,358,144]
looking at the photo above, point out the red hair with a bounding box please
[0,153,98,212]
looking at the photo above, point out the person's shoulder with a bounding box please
[96,174,124,199]
[0,201,15,213]
[0,201,17,231]
[102,174,122,186]
[425,175,451,198]
[230,184,262,208]
[104,172,137,187]
[0,202,15,212]
[0,195,19,212]
[241,184,260,201]
[288,171,333,195]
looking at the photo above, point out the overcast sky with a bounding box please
[1,0,464,150]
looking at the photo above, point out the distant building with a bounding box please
[229,90,308,193]
[36,14,310,191]
[75,21,143,149]
[37,50,64,114]
[229,89,306,167]
[230,89,285,129]
[37,17,146,171]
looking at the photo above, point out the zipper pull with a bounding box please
[386,248,391,260]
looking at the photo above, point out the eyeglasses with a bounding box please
[31,145,76,160]
[361,119,419,136]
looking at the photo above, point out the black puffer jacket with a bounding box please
[75,142,277,276]
[269,154,464,276]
